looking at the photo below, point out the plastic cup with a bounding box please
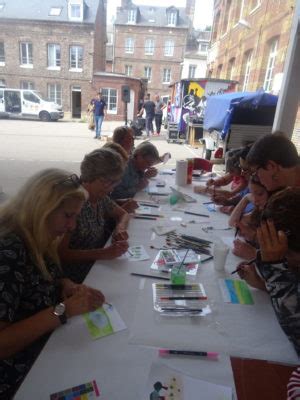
[171,265,186,285]
[213,242,229,272]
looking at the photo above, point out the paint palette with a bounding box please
[50,380,100,399]
[150,250,200,276]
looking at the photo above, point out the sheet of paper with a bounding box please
[84,304,126,339]
[127,245,150,261]
[219,278,254,305]
[143,362,233,400]
[50,380,100,399]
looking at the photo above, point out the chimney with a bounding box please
[121,0,132,8]
[185,0,195,25]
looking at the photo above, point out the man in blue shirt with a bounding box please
[94,92,107,139]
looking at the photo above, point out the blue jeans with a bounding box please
[145,115,154,136]
[95,115,104,138]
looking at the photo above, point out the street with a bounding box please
[0,119,205,197]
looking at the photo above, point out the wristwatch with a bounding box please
[53,302,67,324]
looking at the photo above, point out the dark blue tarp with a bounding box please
[203,90,278,139]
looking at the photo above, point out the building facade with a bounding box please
[0,0,107,119]
[113,0,194,101]
[208,0,294,94]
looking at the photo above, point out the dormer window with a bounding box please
[128,9,137,24]
[68,0,83,22]
[49,7,62,16]
[167,11,177,26]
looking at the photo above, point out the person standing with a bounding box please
[138,93,155,137]
[154,94,166,135]
[93,91,107,140]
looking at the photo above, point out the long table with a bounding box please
[15,174,298,399]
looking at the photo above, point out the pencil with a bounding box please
[231,258,256,275]
[130,273,170,281]
[184,211,209,218]
[133,216,157,220]
[160,296,207,300]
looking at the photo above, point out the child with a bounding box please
[238,187,300,355]
[229,176,269,259]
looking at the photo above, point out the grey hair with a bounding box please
[133,141,160,162]
[80,148,125,182]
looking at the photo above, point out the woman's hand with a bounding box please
[144,167,158,179]
[236,221,256,242]
[206,179,215,187]
[237,262,266,290]
[64,285,105,317]
[101,240,129,259]
[232,239,257,259]
[257,220,288,262]
[60,278,81,299]
[112,229,129,242]
[121,199,139,213]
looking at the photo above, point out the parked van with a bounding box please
[0,88,64,121]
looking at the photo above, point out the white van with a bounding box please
[0,88,64,121]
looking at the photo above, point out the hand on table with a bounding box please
[101,240,129,259]
[237,262,266,290]
[257,220,288,262]
[144,167,158,179]
[206,179,215,187]
[112,229,129,242]
[64,285,105,317]
[232,239,257,260]
[121,199,139,213]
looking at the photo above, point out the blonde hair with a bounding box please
[102,142,129,163]
[112,126,133,145]
[0,168,87,280]
[80,148,124,182]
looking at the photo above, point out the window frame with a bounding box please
[47,43,61,69]
[69,45,83,71]
[164,40,174,57]
[242,51,253,91]
[47,83,62,105]
[20,81,35,90]
[167,12,177,26]
[162,68,171,84]
[144,66,152,82]
[188,65,197,79]
[125,65,133,77]
[20,42,33,67]
[263,39,278,92]
[125,37,134,54]
[145,38,155,55]
[127,9,136,24]
[101,88,117,114]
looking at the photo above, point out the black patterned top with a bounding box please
[63,196,116,283]
[0,233,61,400]
[256,254,300,357]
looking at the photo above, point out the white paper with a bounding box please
[143,362,233,400]
[127,245,150,261]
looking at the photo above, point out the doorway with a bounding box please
[71,86,81,118]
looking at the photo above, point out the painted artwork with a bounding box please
[219,278,254,305]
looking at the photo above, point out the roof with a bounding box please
[115,5,190,29]
[0,0,100,24]
[93,71,142,82]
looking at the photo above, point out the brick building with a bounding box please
[208,0,294,93]
[113,0,195,101]
[0,0,144,121]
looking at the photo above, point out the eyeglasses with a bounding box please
[55,174,81,188]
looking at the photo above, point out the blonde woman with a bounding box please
[0,169,105,399]
[59,148,129,283]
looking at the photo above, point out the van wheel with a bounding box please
[40,111,51,122]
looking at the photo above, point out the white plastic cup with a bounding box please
[213,242,229,271]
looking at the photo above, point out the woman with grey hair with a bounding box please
[59,148,129,283]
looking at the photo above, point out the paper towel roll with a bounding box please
[175,160,188,186]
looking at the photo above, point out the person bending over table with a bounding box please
[228,176,269,260]
[110,141,161,200]
[237,187,300,356]
[0,169,105,400]
[103,141,138,214]
[112,125,135,155]
[246,131,300,191]
[59,148,129,284]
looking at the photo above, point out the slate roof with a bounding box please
[115,5,190,28]
[0,0,99,23]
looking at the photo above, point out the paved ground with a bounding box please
[0,118,214,198]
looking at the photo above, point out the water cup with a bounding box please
[171,264,186,285]
[213,242,229,272]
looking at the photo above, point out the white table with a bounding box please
[15,175,298,399]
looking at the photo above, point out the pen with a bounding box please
[138,202,160,208]
[148,192,169,196]
[161,307,202,312]
[160,296,207,300]
[202,201,214,205]
[159,349,219,359]
[231,258,256,275]
[130,272,170,281]
[201,255,214,263]
[156,284,199,290]
[133,216,157,220]
[127,249,134,256]
[135,213,163,218]
[184,211,209,218]
[234,227,240,238]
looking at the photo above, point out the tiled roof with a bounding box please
[0,0,99,23]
